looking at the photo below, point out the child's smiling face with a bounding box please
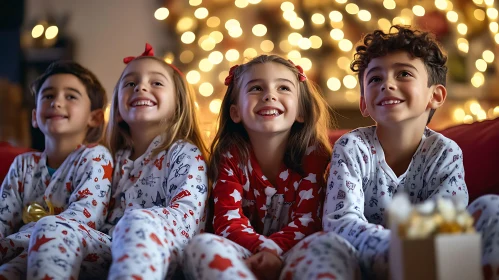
[360,50,444,128]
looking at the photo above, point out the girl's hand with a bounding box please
[245,250,283,280]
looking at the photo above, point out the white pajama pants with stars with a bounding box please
[0,216,112,280]
[108,208,188,280]
[183,232,360,280]
[0,227,32,280]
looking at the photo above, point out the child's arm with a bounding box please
[57,146,113,230]
[423,137,468,204]
[266,148,328,254]
[323,135,390,272]
[162,142,208,236]
[213,154,282,255]
[0,155,25,237]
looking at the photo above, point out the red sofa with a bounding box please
[328,118,499,203]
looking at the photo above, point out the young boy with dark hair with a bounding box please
[0,61,113,279]
[321,25,499,279]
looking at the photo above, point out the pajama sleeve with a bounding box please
[422,136,468,205]
[212,154,280,254]
[58,146,113,230]
[0,155,25,237]
[267,150,328,253]
[163,142,209,236]
[323,134,390,270]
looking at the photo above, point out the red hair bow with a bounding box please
[123,43,154,64]
[288,60,307,82]
[224,65,239,86]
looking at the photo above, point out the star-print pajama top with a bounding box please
[103,137,209,239]
[323,126,468,276]
[212,144,330,256]
[0,144,113,238]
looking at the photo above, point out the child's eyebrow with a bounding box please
[41,86,82,96]
[122,71,168,81]
[366,63,419,77]
[244,78,296,89]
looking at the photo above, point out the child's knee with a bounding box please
[185,233,221,256]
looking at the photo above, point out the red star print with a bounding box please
[42,275,54,280]
[92,157,101,162]
[195,154,204,161]
[30,235,56,253]
[101,161,113,182]
[150,233,163,247]
[317,273,337,279]
[131,275,143,280]
[33,154,41,164]
[208,254,233,271]
[300,240,310,249]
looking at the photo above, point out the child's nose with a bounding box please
[262,91,277,102]
[134,83,148,92]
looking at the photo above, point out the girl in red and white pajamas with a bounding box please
[183,55,359,280]
[104,44,209,280]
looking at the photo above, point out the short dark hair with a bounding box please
[351,25,447,123]
[31,61,107,143]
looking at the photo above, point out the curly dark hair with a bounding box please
[31,61,107,143]
[350,25,447,123]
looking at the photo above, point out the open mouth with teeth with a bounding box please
[378,99,404,106]
[130,100,157,107]
[257,109,283,117]
[46,114,68,120]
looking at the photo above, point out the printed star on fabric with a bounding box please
[253,189,260,197]
[220,225,231,237]
[230,189,242,203]
[298,212,313,227]
[214,197,219,204]
[304,173,317,183]
[209,254,233,271]
[317,272,337,279]
[101,161,113,182]
[30,235,56,253]
[42,275,54,280]
[298,189,314,207]
[224,168,234,176]
[279,170,289,181]
[224,209,241,220]
[294,231,305,240]
[288,221,298,228]
[293,181,299,191]
[305,145,316,155]
[241,227,254,234]
[258,236,279,251]
[224,151,233,159]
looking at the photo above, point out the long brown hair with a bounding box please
[209,54,333,183]
[106,56,208,160]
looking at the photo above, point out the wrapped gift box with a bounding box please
[389,232,482,280]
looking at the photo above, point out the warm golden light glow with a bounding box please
[199,82,214,97]
[327,77,341,91]
[252,24,267,36]
[32,24,44,38]
[154,7,169,20]
[186,70,201,84]
[45,26,58,40]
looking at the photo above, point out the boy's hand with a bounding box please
[245,250,283,280]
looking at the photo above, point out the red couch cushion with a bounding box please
[0,142,32,182]
[441,118,499,203]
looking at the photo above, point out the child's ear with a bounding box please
[296,114,304,123]
[32,109,38,128]
[88,109,104,128]
[428,84,447,109]
[359,96,370,117]
[230,104,241,123]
